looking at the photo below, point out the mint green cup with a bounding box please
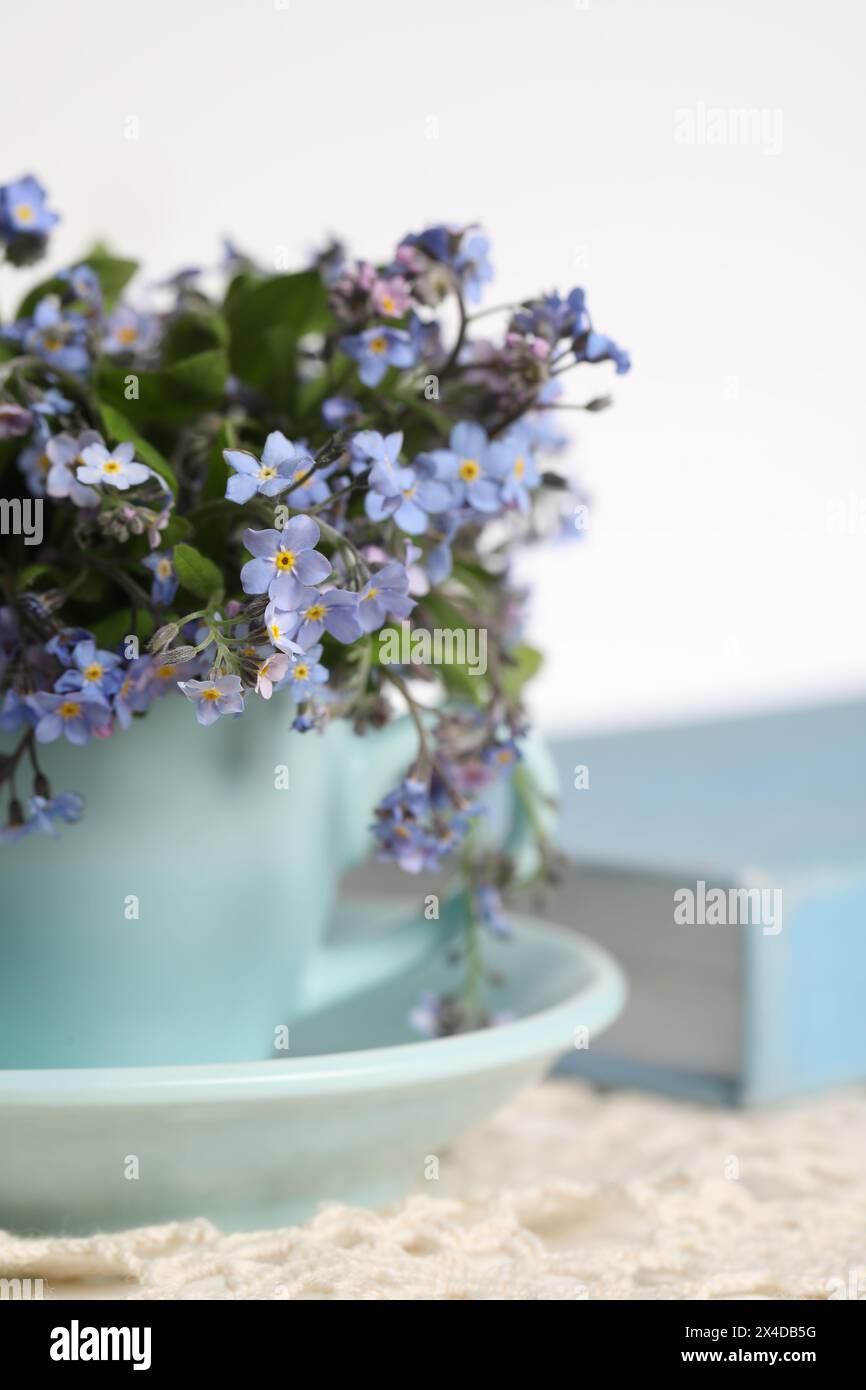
[0,695,423,1069]
[1,695,556,1070]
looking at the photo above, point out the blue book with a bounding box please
[549,699,866,1103]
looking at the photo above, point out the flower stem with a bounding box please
[466,301,520,323]
[381,668,433,770]
[440,288,468,378]
[0,728,35,797]
[313,515,371,581]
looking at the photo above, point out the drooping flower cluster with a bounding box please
[0,176,629,1025]
[0,174,59,267]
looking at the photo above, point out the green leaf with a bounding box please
[15,246,138,320]
[226,270,331,346]
[15,275,68,321]
[225,271,332,404]
[294,371,332,425]
[173,543,224,601]
[415,592,491,706]
[80,244,139,310]
[421,591,474,633]
[91,608,154,650]
[157,349,228,416]
[159,514,192,546]
[389,389,450,435]
[438,665,490,704]
[161,310,229,365]
[500,643,544,699]
[201,420,237,503]
[99,403,178,496]
[97,349,228,434]
[450,560,493,600]
[74,574,108,604]
[17,562,59,588]
[223,269,260,315]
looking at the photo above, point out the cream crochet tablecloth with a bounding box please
[2,1079,864,1301]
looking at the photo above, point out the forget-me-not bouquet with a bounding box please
[0,174,629,1031]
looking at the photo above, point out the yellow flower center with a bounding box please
[497,748,514,764]
[275,549,296,571]
[157,559,172,578]
[102,459,122,475]
[292,664,309,681]
[201,688,222,702]
[117,325,138,345]
[380,296,395,314]
[270,623,281,640]
[59,701,81,720]
[15,203,35,224]
[513,456,526,479]
[458,459,481,482]
[42,335,62,352]
[368,336,387,355]
[259,466,277,480]
[402,486,417,499]
[361,587,379,602]
[304,604,326,622]
[155,664,174,679]
[38,453,50,474]
[83,663,103,683]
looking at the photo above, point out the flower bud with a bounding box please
[0,403,34,439]
[156,645,197,666]
[148,623,180,654]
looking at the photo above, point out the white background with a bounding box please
[3,0,864,733]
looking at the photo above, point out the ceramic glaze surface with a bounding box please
[0,908,626,1234]
[0,695,416,1067]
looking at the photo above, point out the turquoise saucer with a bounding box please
[0,901,625,1235]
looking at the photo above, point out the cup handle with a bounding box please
[332,715,421,874]
[299,900,464,1014]
[498,730,560,879]
[296,717,432,1014]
